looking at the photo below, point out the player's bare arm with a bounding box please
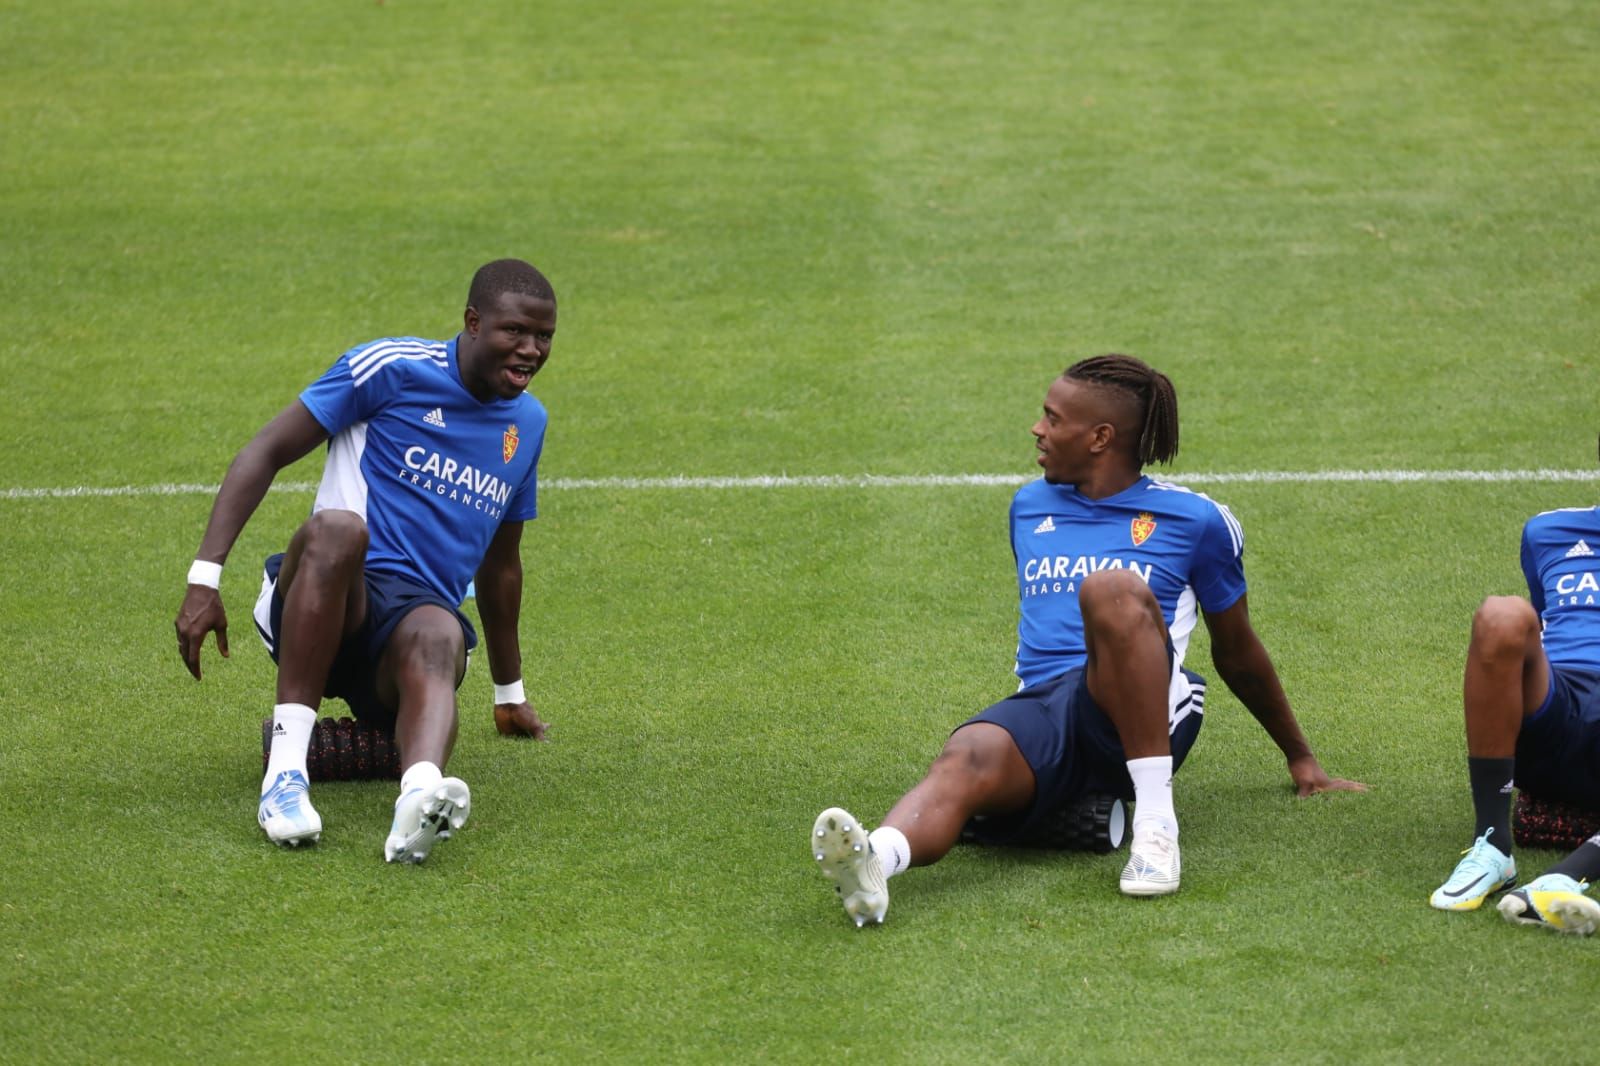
[1202,594,1367,796]
[175,401,329,679]
[476,520,547,740]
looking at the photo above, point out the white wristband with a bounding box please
[493,680,526,705]
[187,560,223,589]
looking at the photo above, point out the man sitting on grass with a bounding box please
[811,355,1365,927]
[1429,460,1600,934]
[175,259,556,863]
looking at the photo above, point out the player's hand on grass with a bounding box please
[494,701,549,740]
[175,586,228,680]
[1289,754,1366,796]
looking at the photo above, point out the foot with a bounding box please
[1120,825,1180,896]
[258,770,322,847]
[1429,832,1516,911]
[811,808,888,927]
[384,777,471,864]
[1497,873,1599,934]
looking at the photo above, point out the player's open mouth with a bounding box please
[505,366,533,388]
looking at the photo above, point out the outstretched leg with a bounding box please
[812,723,1034,926]
[375,605,471,864]
[1497,832,1600,934]
[881,723,1037,863]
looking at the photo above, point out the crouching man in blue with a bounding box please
[175,259,557,863]
[811,354,1364,926]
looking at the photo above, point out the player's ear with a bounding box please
[1089,421,1116,454]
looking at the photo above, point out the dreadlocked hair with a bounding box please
[1064,354,1180,465]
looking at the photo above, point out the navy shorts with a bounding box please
[960,656,1206,844]
[251,553,477,729]
[1515,665,1600,808]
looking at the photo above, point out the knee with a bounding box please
[1469,596,1539,659]
[1080,570,1162,642]
[298,509,368,569]
[387,609,466,679]
[931,725,1015,794]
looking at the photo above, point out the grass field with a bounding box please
[3,0,1599,1062]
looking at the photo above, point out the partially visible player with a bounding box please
[1429,458,1600,934]
[175,258,557,862]
[811,355,1364,927]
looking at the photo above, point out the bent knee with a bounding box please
[1080,570,1162,635]
[299,509,369,561]
[386,606,467,676]
[1470,596,1540,654]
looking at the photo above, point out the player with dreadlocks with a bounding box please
[810,354,1364,926]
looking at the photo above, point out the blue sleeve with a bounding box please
[1522,522,1544,615]
[298,343,399,435]
[1192,503,1247,614]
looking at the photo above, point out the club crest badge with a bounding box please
[502,424,519,464]
[1131,512,1156,546]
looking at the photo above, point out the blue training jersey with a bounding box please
[298,335,547,606]
[1009,475,1247,688]
[1521,505,1600,669]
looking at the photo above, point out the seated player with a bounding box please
[1429,479,1600,934]
[175,259,556,862]
[811,355,1364,927]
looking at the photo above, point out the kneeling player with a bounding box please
[1429,483,1600,935]
[812,355,1364,926]
[175,259,556,862]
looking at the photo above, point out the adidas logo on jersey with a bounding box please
[1567,540,1593,558]
[423,408,447,428]
[1033,516,1056,535]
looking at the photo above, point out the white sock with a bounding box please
[262,703,317,793]
[868,825,911,878]
[1127,755,1178,838]
[401,761,443,796]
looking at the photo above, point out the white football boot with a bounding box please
[384,777,471,864]
[1120,824,1181,896]
[258,770,322,847]
[811,807,889,927]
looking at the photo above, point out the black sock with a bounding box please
[1546,836,1600,884]
[1467,756,1516,851]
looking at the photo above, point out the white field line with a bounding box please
[1,469,1598,500]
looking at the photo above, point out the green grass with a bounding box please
[3,0,1600,1062]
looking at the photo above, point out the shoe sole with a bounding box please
[259,810,322,847]
[811,808,887,927]
[1430,876,1516,912]
[385,779,471,864]
[1546,894,1600,935]
[1496,890,1545,927]
[1503,890,1600,935]
[1119,876,1180,897]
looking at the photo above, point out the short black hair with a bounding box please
[467,259,555,311]
[1064,354,1180,466]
